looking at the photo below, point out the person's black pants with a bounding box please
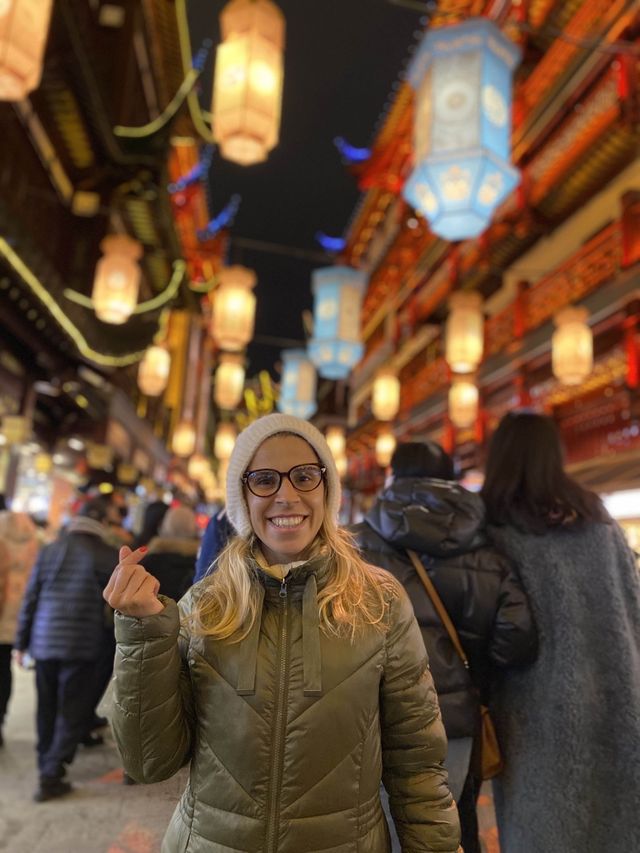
[85,627,116,733]
[35,659,97,779]
[457,771,482,853]
[0,643,12,725]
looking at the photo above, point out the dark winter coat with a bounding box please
[14,518,118,661]
[111,555,461,853]
[352,478,537,738]
[193,509,232,583]
[487,519,640,853]
[141,536,199,602]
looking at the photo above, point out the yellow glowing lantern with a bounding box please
[188,453,209,481]
[1,414,30,444]
[335,453,347,479]
[449,377,479,428]
[34,452,53,475]
[211,266,257,351]
[552,306,593,386]
[212,0,285,166]
[138,346,171,397]
[86,443,114,469]
[214,353,246,409]
[172,421,196,457]
[445,291,484,373]
[375,430,396,468]
[92,234,143,324]
[372,370,400,421]
[325,426,346,460]
[214,422,237,462]
[0,0,54,101]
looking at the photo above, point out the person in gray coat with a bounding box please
[482,411,640,853]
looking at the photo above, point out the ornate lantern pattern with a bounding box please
[403,19,521,241]
[138,346,171,397]
[0,0,53,101]
[214,353,246,410]
[92,234,142,325]
[308,266,366,380]
[212,0,285,166]
[277,349,317,419]
[448,377,479,428]
[445,291,484,373]
[552,306,593,386]
[372,370,400,421]
[211,265,257,351]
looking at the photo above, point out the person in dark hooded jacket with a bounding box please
[353,441,537,853]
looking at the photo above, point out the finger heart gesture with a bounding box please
[103,545,164,618]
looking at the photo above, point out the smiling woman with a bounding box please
[104,413,461,853]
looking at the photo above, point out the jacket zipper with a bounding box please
[266,577,289,853]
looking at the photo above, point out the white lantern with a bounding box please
[212,0,285,166]
[188,453,209,481]
[277,349,317,419]
[325,426,346,460]
[445,291,484,373]
[448,378,479,428]
[215,422,237,462]
[92,234,142,324]
[0,0,54,101]
[372,370,400,421]
[308,266,366,380]
[552,307,593,386]
[375,430,396,468]
[138,346,171,397]
[211,266,257,351]
[172,421,196,457]
[214,353,246,410]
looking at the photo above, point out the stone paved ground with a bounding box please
[0,665,499,852]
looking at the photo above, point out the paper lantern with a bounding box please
[214,422,237,462]
[403,19,521,240]
[445,291,484,373]
[188,454,209,481]
[117,463,138,485]
[34,452,53,475]
[552,307,593,386]
[172,421,196,457]
[214,353,246,410]
[325,426,346,460]
[277,349,317,419]
[86,443,113,469]
[0,0,53,101]
[211,266,257,351]
[335,453,347,479]
[1,414,30,444]
[449,378,479,428]
[138,346,171,397]
[92,234,142,324]
[372,370,400,421]
[375,430,396,468]
[212,0,285,166]
[308,266,366,380]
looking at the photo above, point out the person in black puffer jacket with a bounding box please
[352,441,537,853]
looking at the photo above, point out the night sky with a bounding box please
[187,0,422,378]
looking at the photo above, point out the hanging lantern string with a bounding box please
[114,39,214,139]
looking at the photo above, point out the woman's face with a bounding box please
[244,434,325,565]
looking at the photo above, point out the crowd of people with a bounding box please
[0,411,639,853]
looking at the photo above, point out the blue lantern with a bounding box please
[308,266,366,380]
[277,349,317,419]
[403,19,521,241]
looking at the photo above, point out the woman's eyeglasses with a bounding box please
[242,464,326,498]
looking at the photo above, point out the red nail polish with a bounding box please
[140,546,148,553]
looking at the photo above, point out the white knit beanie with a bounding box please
[226,414,341,539]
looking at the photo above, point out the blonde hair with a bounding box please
[188,514,397,642]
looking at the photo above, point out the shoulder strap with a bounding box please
[406,549,469,670]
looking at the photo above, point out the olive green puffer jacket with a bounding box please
[112,558,460,853]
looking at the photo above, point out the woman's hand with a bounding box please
[103,545,164,618]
